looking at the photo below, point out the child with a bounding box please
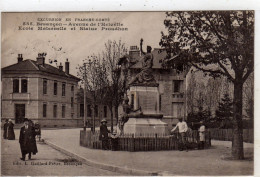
[110,129,120,151]
[198,121,205,149]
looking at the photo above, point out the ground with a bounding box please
[1,130,122,176]
[1,128,254,176]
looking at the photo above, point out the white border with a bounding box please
[0,0,259,177]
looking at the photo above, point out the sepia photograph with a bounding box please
[1,10,254,176]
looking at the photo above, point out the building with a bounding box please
[118,45,189,125]
[1,53,81,127]
[76,87,117,127]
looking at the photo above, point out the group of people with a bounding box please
[99,118,206,151]
[3,119,15,140]
[99,119,121,150]
[170,118,206,151]
[3,118,39,161]
[19,118,38,161]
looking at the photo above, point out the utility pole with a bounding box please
[83,63,87,131]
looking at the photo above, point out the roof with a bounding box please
[130,48,167,69]
[2,59,80,81]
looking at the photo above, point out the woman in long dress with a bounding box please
[7,119,15,140]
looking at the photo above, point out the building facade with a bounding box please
[118,46,189,125]
[76,88,117,127]
[1,53,81,127]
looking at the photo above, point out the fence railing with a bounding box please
[80,130,211,151]
[209,128,253,143]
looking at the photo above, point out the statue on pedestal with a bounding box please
[128,39,156,86]
[118,95,142,133]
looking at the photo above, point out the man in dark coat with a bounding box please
[3,119,8,139]
[99,119,110,150]
[19,118,37,161]
[29,119,38,155]
[7,119,15,140]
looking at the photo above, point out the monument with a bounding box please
[122,39,168,136]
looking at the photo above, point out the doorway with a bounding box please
[15,104,25,123]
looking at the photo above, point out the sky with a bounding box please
[1,12,168,76]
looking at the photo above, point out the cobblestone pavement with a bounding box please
[1,131,123,176]
[42,128,254,176]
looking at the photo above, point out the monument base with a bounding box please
[123,118,169,136]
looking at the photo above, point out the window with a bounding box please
[43,79,47,94]
[62,105,66,118]
[13,79,19,93]
[54,81,57,95]
[71,97,74,108]
[21,79,28,93]
[80,104,84,117]
[173,80,181,93]
[53,105,57,118]
[71,85,74,92]
[43,103,47,117]
[104,106,107,118]
[131,94,134,108]
[95,105,98,117]
[62,83,66,96]
[87,105,92,117]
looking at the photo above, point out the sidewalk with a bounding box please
[1,130,122,176]
[42,128,253,176]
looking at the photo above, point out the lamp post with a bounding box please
[83,63,87,131]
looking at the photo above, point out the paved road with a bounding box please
[1,132,122,176]
[42,128,254,176]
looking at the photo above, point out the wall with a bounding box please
[1,72,80,127]
[127,69,186,119]
[1,74,40,120]
[37,73,78,119]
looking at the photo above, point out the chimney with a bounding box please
[36,53,45,65]
[129,46,140,61]
[59,62,63,71]
[65,58,69,74]
[17,54,23,63]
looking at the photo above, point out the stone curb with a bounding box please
[42,139,173,176]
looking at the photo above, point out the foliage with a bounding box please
[102,40,127,130]
[77,55,108,132]
[76,40,127,132]
[160,11,254,159]
[160,11,253,81]
[215,93,233,122]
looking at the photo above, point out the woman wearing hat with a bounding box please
[7,119,15,140]
[99,119,110,150]
[3,119,8,139]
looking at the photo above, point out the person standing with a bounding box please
[99,119,110,150]
[198,121,206,150]
[28,119,38,155]
[3,119,8,139]
[19,118,34,161]
[111,129,120,151]
[7,119,15,140]
[171,118,188,151]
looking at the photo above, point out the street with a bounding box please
[1,128,254,176]
[1,130,122,176]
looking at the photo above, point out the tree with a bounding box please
[186,71,197,114]
[102,40,127,132]
[243,73,254,119]
[77,55,108,132]
[160,11,254,159]
[215,93,233,123]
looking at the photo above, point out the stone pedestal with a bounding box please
[124,118,168,135]
[123,85,168,135]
